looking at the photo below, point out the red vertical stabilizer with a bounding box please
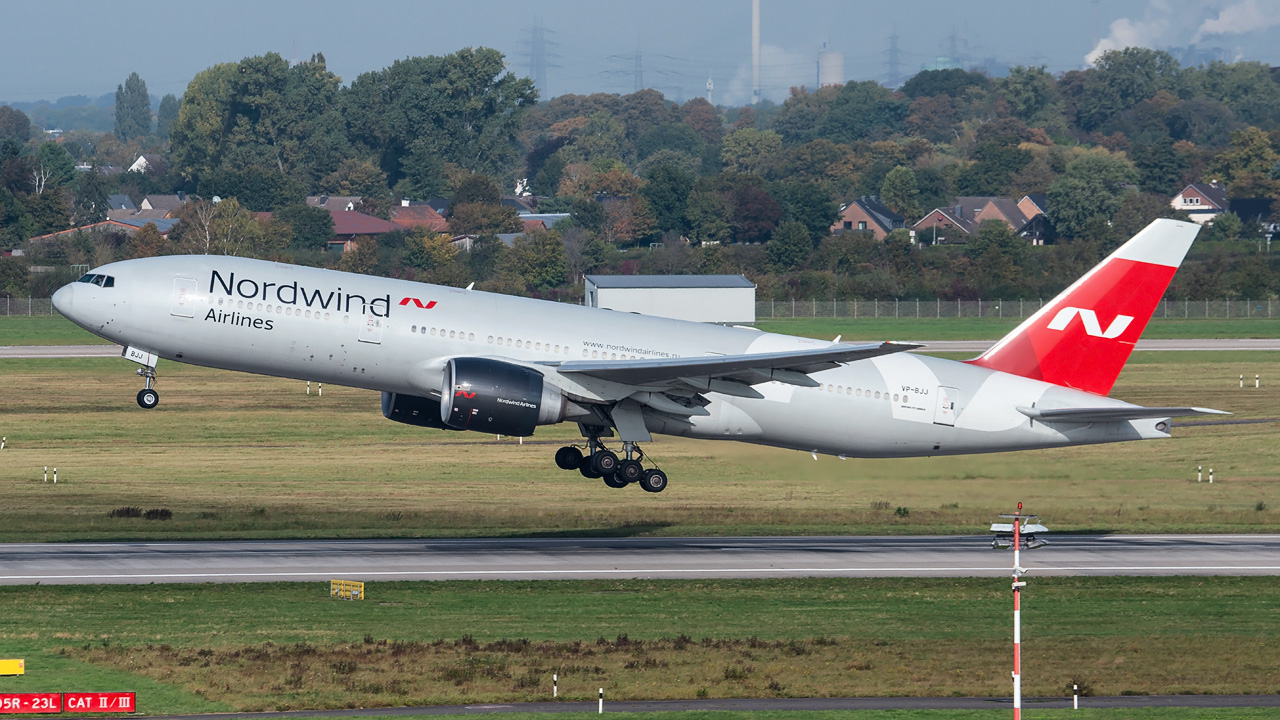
[968,219,1201,395]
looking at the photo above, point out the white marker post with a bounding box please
[598,688,603,714]
[1209,468,1214,484]
[1240,374,1244,388]
[1,436,5,450]
[990,505,1048,720]
[318,383,323,397]
[553,673,557,698]
[43,466,47,483]
[1256,374,1260,388]
[1198,465,1202,483]
[1073,683,1078,710]
[307,381,311,395]
[53,467,57,484]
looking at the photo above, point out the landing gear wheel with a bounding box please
[578,455,603,479]
[555,446,584,470]
[616,459,644,484]
[602,473,628,489]
[639,469,668,493]
[136,388,159,409]
[591,450,619,476]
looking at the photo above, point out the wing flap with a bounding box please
[555,341,921,386]
[1017,406,1230,423]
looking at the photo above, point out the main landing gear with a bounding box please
[136,366,159,409]
[554,439,668,493]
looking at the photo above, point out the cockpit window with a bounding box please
[77,274,115,287]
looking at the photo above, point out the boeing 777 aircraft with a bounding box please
[52,218,1224,492]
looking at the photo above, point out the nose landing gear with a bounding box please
[135,366,159,409]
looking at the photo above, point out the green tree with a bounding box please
[126,222,169,258]
[342,48,537,182]
[640,163,695,234]
[171,53,350,192]
[320,158,389,198]
[198,165,305,212]
[953,142,1033,196]
[402,227,458,272]
[172,198,265,256]
[0,106,30,142]
[964,220,1026,297]
[685,190,732,245]
[730,185,781,244]
[1047,152,1138,239]
[273,204,334,250]
[817,81,909,144]
[1000,65,1055,121]
[72,168,111,225]
[1132,139,1190,195]
[33,142,77,194]
[0,254,30,296]
[114,72,151,141]
[338,236,380,274]
[720,128,782,175]
[1077,48,1182,131]
[1206,212,1243,242]
[636,122,704,162]
[395,140,444,200]
[900,68,989,99]
[506,229,567,289]
[879,166,920,220]
[156,94,180,141]
[776,181,838,241]
[766,220,813,271]
[1207,126,1277,186]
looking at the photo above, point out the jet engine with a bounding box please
[439,357,571,436]
[381,392,460,430]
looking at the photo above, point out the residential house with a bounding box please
[389,201,449,233]
[107,194,135,211]
[328,210,402,251]
[307,195,362,212]
[829,195,905,240]
[29,218,178,244]
[914,195,1050,245]
[1171,182,1228,225]
[139,193,188,214]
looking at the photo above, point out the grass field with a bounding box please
[4,313,1280,346]
[0,351,1277,541]
[2,577,1278,712]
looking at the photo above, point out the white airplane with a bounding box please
[52,218,1224,493]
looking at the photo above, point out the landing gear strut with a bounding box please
[553,435,667,492]
[135,366,159,409]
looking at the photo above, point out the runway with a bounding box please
[4,534,1279,585]
[3,337,1280,359]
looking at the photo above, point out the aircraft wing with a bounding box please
[553,341,921,388]
[1017,406,1230,423]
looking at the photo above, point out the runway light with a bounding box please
[989,503,1049,720]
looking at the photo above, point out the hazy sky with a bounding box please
[4,0,1279,106]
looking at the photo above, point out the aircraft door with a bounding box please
[933,386,958,426]
[170,277,199,318]
[358,313,384,344]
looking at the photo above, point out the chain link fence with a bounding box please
[1,298,57,316]
[755,298,1277,320]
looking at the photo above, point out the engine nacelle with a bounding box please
[440,357,568,436]
[381,392,460,430]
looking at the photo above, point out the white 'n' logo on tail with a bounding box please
[1046,307,1134,339]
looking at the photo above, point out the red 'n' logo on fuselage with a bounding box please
[455,390,476,399]
[399,298,437,309]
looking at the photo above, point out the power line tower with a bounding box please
[524,18,559,97]
[633,48,644,92]
[885,32,902,88]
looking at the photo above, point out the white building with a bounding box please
[584,275,756,324]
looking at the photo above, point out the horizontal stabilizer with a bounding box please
[1017,406,1230,423]
[555,341,921,387]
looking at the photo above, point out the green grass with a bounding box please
[0,352,1277,541]
[2,578,1277,712]
[0,315,111,345]
[755,317,1280,342]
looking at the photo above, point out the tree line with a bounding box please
[2,46,1280,300]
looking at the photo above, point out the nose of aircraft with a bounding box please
[52,283,74,317]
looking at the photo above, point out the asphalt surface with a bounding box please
[3,337,1280,359]
[59,693,1280,718]
[4,534,1279,585]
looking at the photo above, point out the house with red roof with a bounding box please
[328,210,402,251]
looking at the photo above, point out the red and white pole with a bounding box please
[1013,502,1023,720]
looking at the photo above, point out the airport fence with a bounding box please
[2,297,1276,320]
[754,298,1278,320]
